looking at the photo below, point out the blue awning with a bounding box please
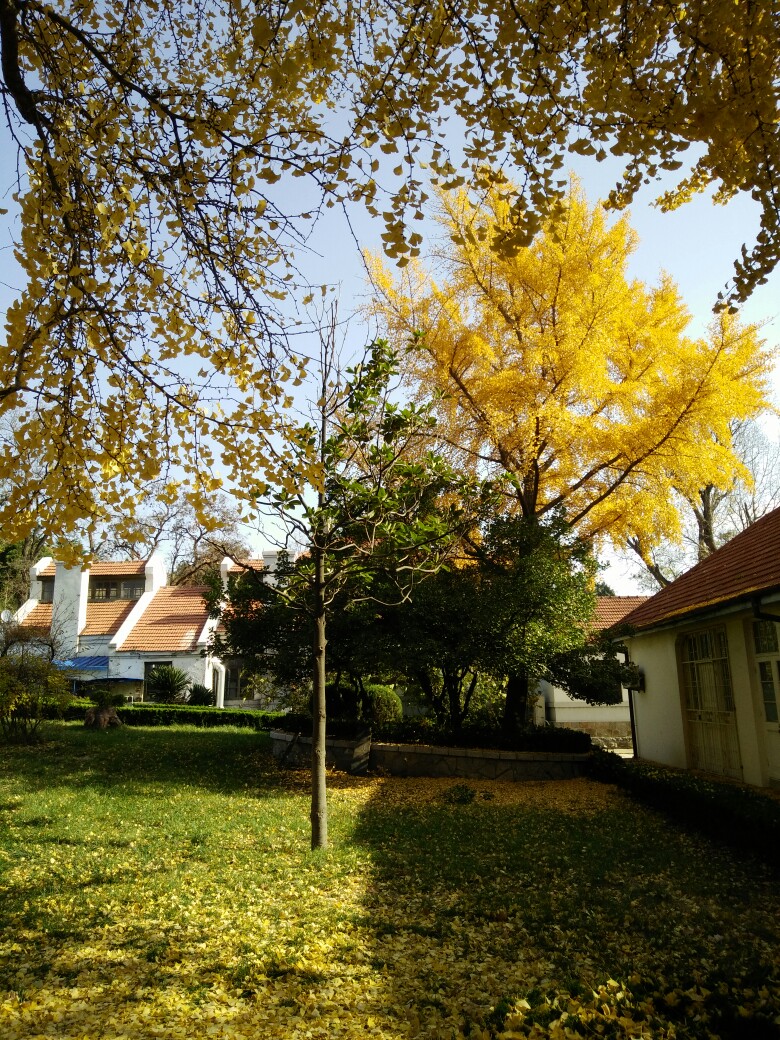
[54,656,110,672]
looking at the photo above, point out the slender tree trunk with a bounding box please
[503,669,530,734]
[311,543,328,849]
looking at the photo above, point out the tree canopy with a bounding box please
[1,0,778,546]
[369,182,775,556]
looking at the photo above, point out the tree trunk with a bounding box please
[310,544,328,850]
[503,669,530,735]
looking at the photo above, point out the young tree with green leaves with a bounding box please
[215,331,488,848]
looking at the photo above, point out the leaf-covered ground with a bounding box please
[0,726,778,1039]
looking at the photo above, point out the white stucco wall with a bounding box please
[538,679,630,725]
[53,564,89,657]
[624,629,688,769]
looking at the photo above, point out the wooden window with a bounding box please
[758,661,780,723]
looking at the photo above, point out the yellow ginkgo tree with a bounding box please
[368,181,776,558]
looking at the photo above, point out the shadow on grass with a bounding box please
[349,777,780,1039]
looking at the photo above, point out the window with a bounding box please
[89,578,145,601]
[753,620,779,655]
[758,662,780,723]
[225,666,242,699]
[753,620,780,724]
[39,578,54,603]
[121,579,145,599]
[680,628,734,712]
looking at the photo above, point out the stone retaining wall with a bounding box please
[270,731,590,779]
[270,730,371,773]
[370,742,589,780]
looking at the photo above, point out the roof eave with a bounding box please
[625,585,780,637]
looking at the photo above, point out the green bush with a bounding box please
[146,665,190,704]
[188,683,215,706]
[0,654,71,743]
[87,687,126,709]
[273,712,370,740]
[54,702,282,729]
[364,683,402,725]
[587,750,780,868]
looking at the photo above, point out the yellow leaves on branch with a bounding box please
[368,180,775,552]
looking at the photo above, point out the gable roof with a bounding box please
[593,596,649,631]
[622,505,780,631]
[116,585,211,652]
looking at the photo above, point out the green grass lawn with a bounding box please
[1,724,778,1039]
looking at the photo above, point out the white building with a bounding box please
[621,507,780,789]
[537,596,648,740]
[14,554,274,707]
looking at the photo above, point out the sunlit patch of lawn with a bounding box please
[0,725,778,1039]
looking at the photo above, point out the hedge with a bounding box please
[57,701,284,730]
[587,749,780,869]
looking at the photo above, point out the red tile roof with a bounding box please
[81,600,136,636]
[227,558,266,573]
[36,560,147,578]
[116,585,210,652]
[89,561,147,576]
[593,596,649,631]
[622,505,780,631]
[19,603,53,630]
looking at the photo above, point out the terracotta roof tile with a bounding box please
[37,560,147,578]
[227,558,266,573]
[89,561,147,576]
[593,596,649,631]
[19,603,53,630]
[81,600,136,636]
[117,585,210,652]
[622,505,780,631]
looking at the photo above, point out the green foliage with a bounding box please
[114,705,280,730]
[187,683,215,707]
[86,687,126,709]
[588,750,780,868]
[363,683,402,725]
[441,783,477,805]
[0,654,71,743]
[374,717,591,753]
[146,665,191,704]
[546,637,638,706]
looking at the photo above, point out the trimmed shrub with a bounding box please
[364,683,402,725]
[54,702,283,729]
[587,750,780,868]
[0,654,71,743]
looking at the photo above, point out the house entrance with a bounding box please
[679,628,742,780]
